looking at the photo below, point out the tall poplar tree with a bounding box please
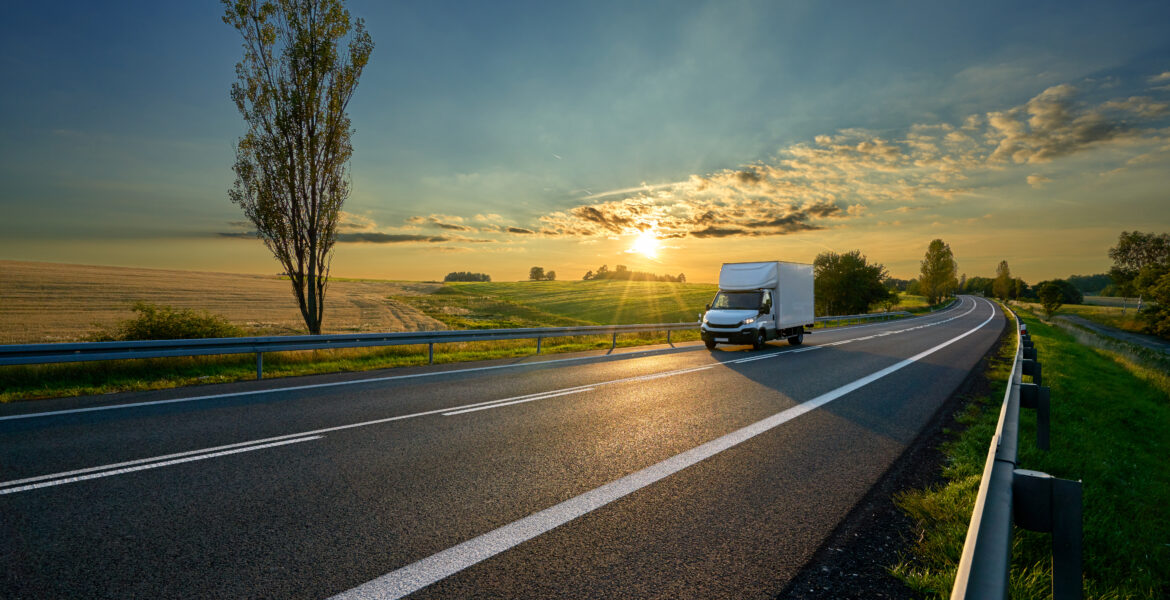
[993,260,1013,301]
[223,0,373,334]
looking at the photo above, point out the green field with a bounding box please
[893,306,1170,599]
[405,280,719,326]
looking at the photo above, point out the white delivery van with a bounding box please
[700,261,815,350]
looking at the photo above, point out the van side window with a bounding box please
[761,290,772,312]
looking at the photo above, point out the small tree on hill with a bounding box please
[544,270,556,281]
[529,266,545,281]
[1037,281,1064,318]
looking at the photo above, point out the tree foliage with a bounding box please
[919,239,958,304]
[993,260,1013,301]
[1108,231,1170,338]
[528,266,546,281]
[444,271,490,282]
[582,264,686,282]
[1034,279,1083,305]
[223,0,373,334]
[1037,282,1064,318]
[813,250,892,316]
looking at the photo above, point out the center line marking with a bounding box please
[0,436,322,495]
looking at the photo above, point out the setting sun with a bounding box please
[630,230,660,259]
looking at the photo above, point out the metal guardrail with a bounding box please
[0,308,924,379]
[951,310,1083,600]
[0,323,700,379]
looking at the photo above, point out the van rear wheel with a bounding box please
[787,332,804,346]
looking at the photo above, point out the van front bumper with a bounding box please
[700,327,758,345]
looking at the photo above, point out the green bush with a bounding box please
[105,302,244,341]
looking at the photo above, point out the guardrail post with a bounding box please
[608,332,617,354]
[428,343,434,365]
[536,337,542,355]
[1019,383,1051,450]
[667,330,673,347]
[1022,359,1042,386]
[1012,469,1084,600]
[256,352,263,380]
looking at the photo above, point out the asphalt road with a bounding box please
[1,296,1004,599]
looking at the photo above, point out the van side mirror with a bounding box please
[705,303,711,311]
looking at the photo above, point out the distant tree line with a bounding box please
[582,264,686,282]
[444,271,491,282]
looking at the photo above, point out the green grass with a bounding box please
[893,307,1170,599]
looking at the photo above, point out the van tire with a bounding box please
[705,340,717,350]
[752,329,765,350]
[787,332,804,346]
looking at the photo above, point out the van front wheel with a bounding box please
[752,330,765,350]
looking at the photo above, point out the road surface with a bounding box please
[1,296,1003,599]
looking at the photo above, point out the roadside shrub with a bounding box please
[105,302,244,340]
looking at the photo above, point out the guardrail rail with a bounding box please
[951,310,1083,600]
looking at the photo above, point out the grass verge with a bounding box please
[892,307,1170,599]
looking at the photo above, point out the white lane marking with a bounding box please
[442,388,596,416]
[1,301,967,423]
[1,298,979,492]
[329,298,996,600]
[0,436,322,495]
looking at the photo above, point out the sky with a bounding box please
[2,0,1169,284]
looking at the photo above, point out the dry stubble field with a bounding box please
[0,261,447,343]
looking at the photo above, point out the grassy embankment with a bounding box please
[892,306,1170,599]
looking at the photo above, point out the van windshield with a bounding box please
[710,291,762,310]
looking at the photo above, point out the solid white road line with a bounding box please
[0,436,322,495]
[1,299,968,423]
[327,298,996,600]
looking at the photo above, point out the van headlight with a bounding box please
[743,316,756,325]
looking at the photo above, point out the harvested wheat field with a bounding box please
[0,260,446,343]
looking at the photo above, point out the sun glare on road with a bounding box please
[630,230,660,259]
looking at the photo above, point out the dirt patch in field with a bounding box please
[0,261,446,343]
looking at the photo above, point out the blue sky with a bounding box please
[2,0,1169,282]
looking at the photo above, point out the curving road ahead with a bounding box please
[1,296,1004,599]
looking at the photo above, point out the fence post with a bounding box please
[536,337,542,355]
[256,352,263,380]
[428,343,434,365]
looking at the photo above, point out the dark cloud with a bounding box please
[435,222,473,231]
[690,226,748,238]
[507,226,535,234]
[336,233,450,243]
